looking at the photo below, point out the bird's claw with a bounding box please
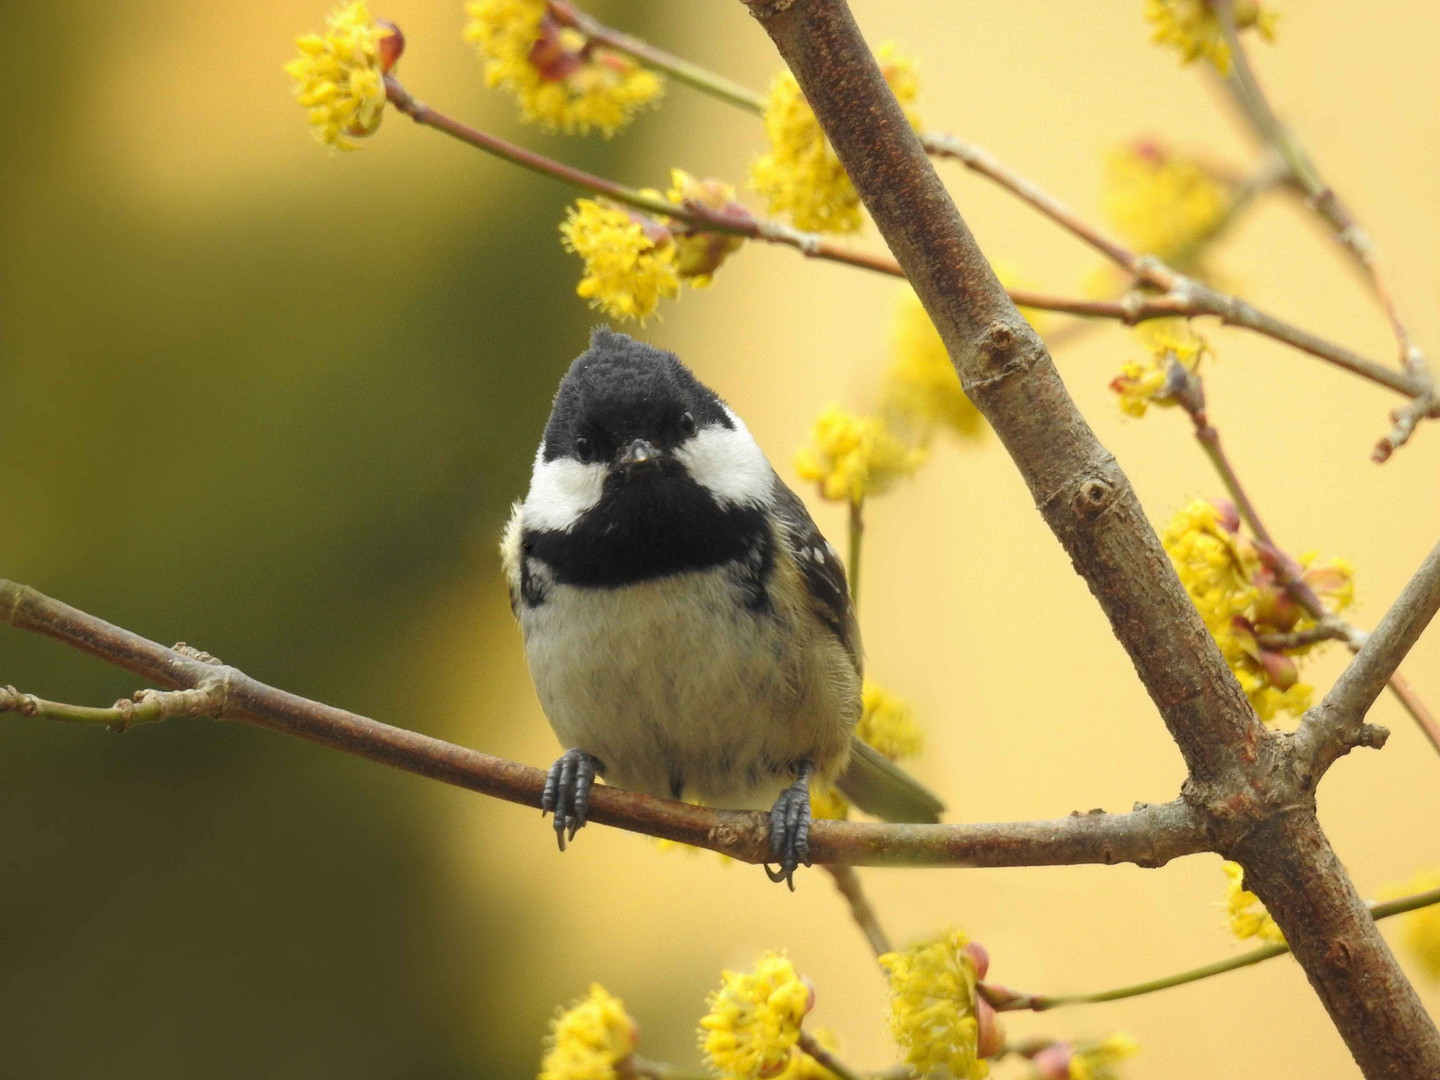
[765,764,814,890]
[541,748,601,851]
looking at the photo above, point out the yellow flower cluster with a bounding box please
[666,170,747,288]
[884,286,985,441]
[1163,498,1354,723]
[879,929,990,1080]
[1145,0,1278,74]
[558,172,750,322]
[1069,1033,1141,1080]
[857,681,924,761]
[285,1,394,150]
[813,681,925,820]
[464,0,663,136]
[1110,319,1208,418]
[699,951,812,1080]
[1103,143,1231,268]
[1222,861,1285,945]
[539,984,640,1080]
[751,44,921,234]
[794,405,925,505]
[1389,867,1440,981]
[560,200,680,323]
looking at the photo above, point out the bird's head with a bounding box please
[522,328,773,533]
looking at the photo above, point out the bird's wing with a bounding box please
[769,475,861,671]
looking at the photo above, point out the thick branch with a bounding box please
[739,2,1440,1074]
[0,580,1209,871]
[743,0,1261,787]
[1232,812,1440,1079]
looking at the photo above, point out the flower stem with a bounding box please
[383,74,909,277]
[1184,396,1440,756]
[985,884,1440,1011]
[847,498,865,613]
[547,1,764,114]
[823,864,892,959]
[798,1029,865,1080]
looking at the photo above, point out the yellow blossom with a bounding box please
[699,952,812,1080]
[795,405,925,504]
[464,0,663,136]
[809,785,850,822]
[858,682,924,761]
[1387,867,1440,981]
[1069,1033,1141,1080]
[884,285,983,441]
[285,1,394,150]
[1222,861,1285,944]
[560,199,680,323]
[539,984,639,1080]
[1110,319,1208,417]
[751,44,921,234]
[666,170,747,287]
[879,929,988,1080]
[1103,143,1231,267]
[1145,0,1278,74]
[1163,499,1353,724]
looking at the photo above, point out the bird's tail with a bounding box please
[834,738,945,824]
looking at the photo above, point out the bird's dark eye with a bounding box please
[574,436,593,462]
[679,411,696,436]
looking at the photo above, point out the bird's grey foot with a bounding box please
[766,760,815,890]
[541,749,602,851]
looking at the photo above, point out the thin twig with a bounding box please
[388,41,1427,403]
[1177,381,1440,756]
[0,682,229,731]
[548,1,765,114]
[846,498,864,611]
[1211,0,1436,459]
[822,865,892,958]
[1296,538,1440,776]
[0,580,1214,871]
[983,884,1440,1012]
[798,1030,865,1080]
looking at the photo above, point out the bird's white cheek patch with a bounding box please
[523,450,606,531]
[677,414,775,509]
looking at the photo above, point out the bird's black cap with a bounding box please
[542,328,732,462]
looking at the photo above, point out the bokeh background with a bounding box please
[2,1,1438,1077]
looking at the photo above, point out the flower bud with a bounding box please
[962,940,990,980]
[974,998,1007,1059]
[1030,1042,1074,1080]
[376,20,405,73]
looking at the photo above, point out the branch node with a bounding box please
[0,685,39,716]
[173,642,225,666]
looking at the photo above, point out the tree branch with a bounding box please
[0,580,1209,871]
[738,2,1440,1074]
[1294,538,1440,777]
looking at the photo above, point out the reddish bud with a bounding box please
[962,940,990,980]
[1031,1042,1074,1080]
[1209,497,1240,534]
[975,999,1007,1059]
[376,21,405,73]
[1257,648,1299,690]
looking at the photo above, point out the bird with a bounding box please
[501,328,943,886]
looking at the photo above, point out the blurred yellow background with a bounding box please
[2,1,1438,1077]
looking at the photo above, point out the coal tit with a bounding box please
[502,328,943,885]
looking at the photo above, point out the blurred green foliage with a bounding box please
[0,1,665,1073]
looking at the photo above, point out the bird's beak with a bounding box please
[616,438,662,474]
